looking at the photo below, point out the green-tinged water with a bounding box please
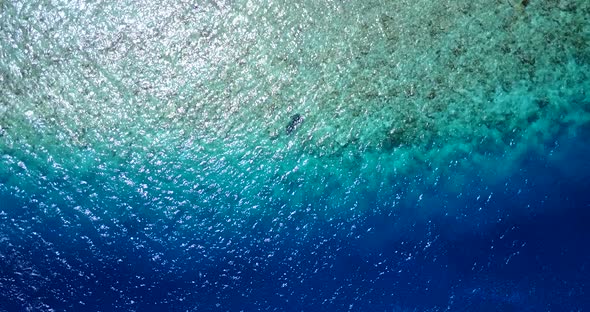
[1,0,589,221]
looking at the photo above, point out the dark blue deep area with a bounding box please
[1,131,589,311]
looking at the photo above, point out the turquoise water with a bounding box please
[1,0,589,310]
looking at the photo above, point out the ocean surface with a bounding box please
[1,0,589,311]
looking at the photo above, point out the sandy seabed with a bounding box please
[1,0,589,218]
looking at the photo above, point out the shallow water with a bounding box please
[1,0,589,310]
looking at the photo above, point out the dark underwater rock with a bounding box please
[286,113,304,135]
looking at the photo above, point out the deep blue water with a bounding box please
[1,130,589,311]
